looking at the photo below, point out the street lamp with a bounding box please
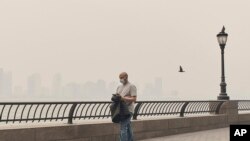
[217,26,230,100]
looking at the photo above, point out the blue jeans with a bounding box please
[119,112,134,141]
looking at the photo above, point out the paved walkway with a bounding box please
[140,128,229,141]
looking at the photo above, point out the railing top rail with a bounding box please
[0,100,227,104]
[0,101,112,104]
[135,100,227,102]
[236,100,250,101]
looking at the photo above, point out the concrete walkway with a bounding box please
[139,127,229,141]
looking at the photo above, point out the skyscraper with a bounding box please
[0,69,13,96]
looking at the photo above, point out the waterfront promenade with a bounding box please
[140,127,229,141]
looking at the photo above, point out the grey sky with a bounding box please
[0,0,250,99]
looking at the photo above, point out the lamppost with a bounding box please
[217,26,230,100]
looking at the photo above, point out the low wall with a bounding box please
[0,101,250,141]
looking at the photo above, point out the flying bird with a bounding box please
[179,66,185,73]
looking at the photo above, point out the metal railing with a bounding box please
[0,101,112,124]
[132,101,225,119]
[0,100,229,124]
[238,100,250,112]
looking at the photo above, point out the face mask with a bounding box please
[120,79,125,84]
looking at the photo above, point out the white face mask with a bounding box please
[120,79,125,84]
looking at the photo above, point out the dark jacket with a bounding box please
[110,94,131,123]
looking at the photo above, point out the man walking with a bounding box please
[116,72,137,141]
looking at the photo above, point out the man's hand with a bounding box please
[116,94,125,101]
[120,96,125,102]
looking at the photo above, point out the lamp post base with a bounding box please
[217,94,230,100]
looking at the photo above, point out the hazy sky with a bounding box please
[0,0,250,99]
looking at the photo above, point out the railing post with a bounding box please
[133,102,142,120]
[215,101,225,114]
[180,102,189,117]
[68,103,78,124]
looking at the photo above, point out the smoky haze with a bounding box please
[0,0,250,101]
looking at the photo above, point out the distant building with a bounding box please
[3,71,12,96]
[82,81,95,99]
[142,77,163,100]
[63,82,81,97]
[82,80,107,100]
[52,73,63,96]
[0,69,13,96]
[27,73,42,96]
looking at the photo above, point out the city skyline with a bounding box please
[0,68,166,101]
